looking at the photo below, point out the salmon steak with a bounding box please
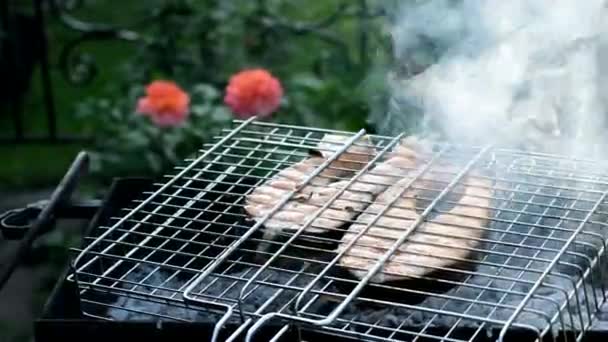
[337,161,493,283]
[244,134,376,238]
[244,136,434,240]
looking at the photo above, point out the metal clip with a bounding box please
[0,201,51,240]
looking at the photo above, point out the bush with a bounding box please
[75,0,390,181]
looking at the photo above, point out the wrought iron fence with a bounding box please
[0,0,385,145]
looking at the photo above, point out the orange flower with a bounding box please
[224,69,283,119]
[136,80,190,127]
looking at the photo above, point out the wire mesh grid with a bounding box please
[70,118,608,342]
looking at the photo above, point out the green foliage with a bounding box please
[76,82,230,178]
[74,0,389,180]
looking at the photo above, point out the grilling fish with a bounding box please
[337,162,492,283]
[290,137,434,234]
[245,136,434,256]
[244,134,376,239]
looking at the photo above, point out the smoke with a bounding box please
[381,0,608,157]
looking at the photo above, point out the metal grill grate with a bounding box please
[70,118,608,342]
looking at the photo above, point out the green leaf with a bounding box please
[211,106,232,122]
[191,104,211,117]
[192,83,221,101]
[125,130,150,147]
[145,152,163,174]
[289,73,324,91]
[59,0,393,185]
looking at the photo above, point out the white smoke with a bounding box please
[385,0,608,157]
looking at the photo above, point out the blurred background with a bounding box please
[0,0,412,340]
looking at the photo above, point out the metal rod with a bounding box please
[72,134,252,320]
[421,181,577,342]
[122,127,297,339]
[498,190,608,342]
[248,146,491,340]
[1,0,24,140]
[104,165,238,292]
[233,119,394,139]
[33,0,58,141]
[236,132,403,314]
[68,120,608,342]
[180,129,315,318]
[182,129,368,306]
[243,145,456,340]
[71,117,255,271]
[0,151,88,291]
[318,147,490,308]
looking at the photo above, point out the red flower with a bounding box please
[136,80,190,127]
[224,69,283,119]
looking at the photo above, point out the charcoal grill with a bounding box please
[8,117,608,342]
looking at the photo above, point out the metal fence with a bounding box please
[0,0,385,145]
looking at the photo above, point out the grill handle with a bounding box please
[0,199,101,240]
[0,151,91,291]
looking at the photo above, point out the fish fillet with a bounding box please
[338,164,492,283]
[245,136,434,238]
[244,134,377,236]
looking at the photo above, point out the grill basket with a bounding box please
[69,118,608,342]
